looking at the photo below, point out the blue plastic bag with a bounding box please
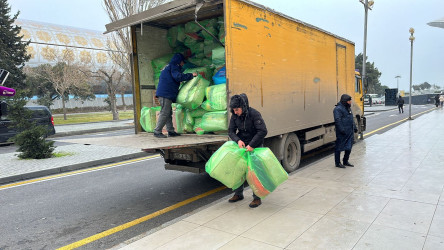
[212,66,226,85]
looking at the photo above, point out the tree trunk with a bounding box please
[110,94,119,120]
[62,96,67,120]
[121,93,126,111]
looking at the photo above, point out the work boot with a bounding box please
[228,195,244,203]
[343,162,354,167]
[335,163,346,168]
[154,132,167,138]
[249,198,262,208]
[168,131,181,137]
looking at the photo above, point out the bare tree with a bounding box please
[29,47,90,120]
[88,67,124,120]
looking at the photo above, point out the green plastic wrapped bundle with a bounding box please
[176,75,210,109]
[183,67,214,82]
[175,104,185,134]
[201,58,212,66]
[201,111,228,132]
[140,106,161,132]
[218,24,225,45]
[184,36,199,49]
[205,141,247,189]
[187,57,203,67]
[204,43,220,58]
[212,46,225,66]
[202,84,227,111]
[189,108,207,118]
[193,117,205,135]
[185,21,202,33]
[202,26,218,40]
[189,41,205,55]
[184,123,193,133]
[246,148,288,198]
[193,117,202,130]
[183,109,194,133]
[177,25,186,42]
[167,26,178,48]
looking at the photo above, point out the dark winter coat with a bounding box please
[156,53,194,102]
[333,95,356,151]
[397,97,404,106]
[228,94,268,148]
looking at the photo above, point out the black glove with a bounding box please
[354,128,358,133]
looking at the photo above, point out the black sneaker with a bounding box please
[154,133,167,138]
[168,131,181,137]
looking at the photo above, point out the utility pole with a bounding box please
[409,28,415,120]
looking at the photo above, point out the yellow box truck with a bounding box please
[97,0,365,173]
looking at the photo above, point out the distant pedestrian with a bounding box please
[397,95,404,113]
[153,53,197,138]
[369,95,373,107]
[440,95,444,108]
[435,94,440,108]
[333,94,357,168]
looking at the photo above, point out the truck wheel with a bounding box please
[282,133,301,173]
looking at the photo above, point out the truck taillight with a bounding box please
[51,116,54,126]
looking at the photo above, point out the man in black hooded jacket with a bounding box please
[228,93,267,208]
[333,94,358,168]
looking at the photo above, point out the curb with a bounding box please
[0,151,148,185]
[50,125,134,138]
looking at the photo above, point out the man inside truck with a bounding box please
[228,94,268,208]
[153,53,197,138]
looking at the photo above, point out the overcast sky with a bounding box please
[8,0,444,92]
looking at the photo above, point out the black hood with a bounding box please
[337,94,352,109]
[230,93,250,116]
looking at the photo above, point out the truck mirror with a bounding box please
[0,101,7,117]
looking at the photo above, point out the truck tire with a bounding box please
[282,133,301,173]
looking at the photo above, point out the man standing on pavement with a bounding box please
[227,93,268,208]
[333,94,357,168]
[153,53,197,138]
[397,95,404,113]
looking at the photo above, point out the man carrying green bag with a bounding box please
[228,94,267,208]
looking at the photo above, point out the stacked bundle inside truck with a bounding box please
[144,16,227,135]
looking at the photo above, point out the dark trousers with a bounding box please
[398,104,404,113]
[154,97,174,134]
[335,149,351,165]
[234,182,260,200]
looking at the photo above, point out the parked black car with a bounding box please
[0,103,56,144]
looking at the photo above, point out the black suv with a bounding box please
[0,103,56,144]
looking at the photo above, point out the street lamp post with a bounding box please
[359,0,373,140]
[359,0,374,94]
[395,75,401,96]
[409,28,415,120]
